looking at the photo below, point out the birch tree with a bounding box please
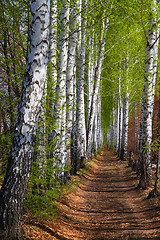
[120,59,130,161]
[96,89,103,151]
[48,0,57,101]
[120,89,129,161]
[66,1,77,177]
[76,0,87,171]
[45,0,58,184]
[49,0,57,85]
[138,0,159,189]
[0,1,50,239]
[87,34,95,133]
[112,101,118,151]
[87,18,109,159]
[53,0,70,183]
[117,79,122,155]
[69,0,82,174]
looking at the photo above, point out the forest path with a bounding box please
[24,146,160,239]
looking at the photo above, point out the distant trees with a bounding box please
[106,0,160,191]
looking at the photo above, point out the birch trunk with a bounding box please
[139,0,159,189]
[70,0,82,174]
[76,0,87,170]
[76,0,82,53]
[118,105,123,156]
[120,90,129,161]
[97,90,103,151]
[112,102,116,150]
[93,111,98,154]
[113,101,119,151]
[117,79,123,156]
[49,0,57,88]
[107,116,114,149]
[115,81,121,154]
[115,97,120,153]
[0,1,50,238]
[87,36,94,131]
[48,0,57,106]
[47,0,57,178]
[54,0,70,182]
[87,18,109,158]
[71,69,77,174]
[134,103,139,154]
[66,3,77,176]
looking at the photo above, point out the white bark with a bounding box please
[139,0,159,188]
[117,78,123,156]
[118,105,123,156]
[107,117,114,149]
[115,79,122,154]
[134,103,139,154]
[87,36,94,130]
[112,102,116,149]
[54,0,70,182]
[70,0,82,174]
[70,67,77,174]
[93,108,98,154]
[66,3,77,172]
[49,0,57,86]
[120,58,130,162]
[0,1,50,238]
[76,0,87,170]
[47,0,57,175]
[115,96,120,152]
[112,96,120,153]
[120,89,129,161]
[97,90,103,151]
[76,0,82,54]
[87,18,109,158]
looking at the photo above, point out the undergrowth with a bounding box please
[77,160,94,177]
[24,186,62,221]
[24,159,93,221]
[24,174,81,221]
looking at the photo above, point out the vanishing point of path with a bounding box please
[24,147,160,239]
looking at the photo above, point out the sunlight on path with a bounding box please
[24,147,160,239]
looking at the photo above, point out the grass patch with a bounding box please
[77,160,95,177]
[24,174,81,222]
[85,160,95,170]
[24,187,61,221]
[78,170,87,177]
[62,175,81,195]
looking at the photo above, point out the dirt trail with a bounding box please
[24,147,160,239]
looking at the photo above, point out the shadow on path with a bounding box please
[24,146,160,240]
